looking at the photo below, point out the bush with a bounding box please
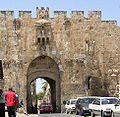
[37,92,45,100]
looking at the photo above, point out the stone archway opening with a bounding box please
[27,56,61,114]
[30,77,56,114]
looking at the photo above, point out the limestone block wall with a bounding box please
[0,7,119,112]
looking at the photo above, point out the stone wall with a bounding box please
[0,7,119,112]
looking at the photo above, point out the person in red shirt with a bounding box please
[5,88,17,117]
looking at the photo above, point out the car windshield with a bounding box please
[80,98,95,104]
[102,98,118,105]
[71,100,76,104]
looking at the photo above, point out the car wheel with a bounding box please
[91,110,95,117]
[101,111,105,117]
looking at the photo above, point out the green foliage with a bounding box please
[37,92,45,100]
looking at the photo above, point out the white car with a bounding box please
[112,100,120,117]
[65,98,77,114]
[89,97,118,117]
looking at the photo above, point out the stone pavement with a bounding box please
[5,112,38,117]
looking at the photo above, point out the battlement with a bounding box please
[0,11,14,18]
[53,11,67,18]
[0,8,118,26]
[102,20,117,25]
[71,11,84,19]
[88,11,101,19]
[19,11,32,18]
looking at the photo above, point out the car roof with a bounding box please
[94,97,118,99]
[76,96,98,100]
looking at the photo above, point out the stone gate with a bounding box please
[0,7,119,113]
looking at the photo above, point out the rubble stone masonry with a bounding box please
[0,7,119,112]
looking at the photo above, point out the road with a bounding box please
[38,113,91,117]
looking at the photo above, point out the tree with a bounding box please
[37,92,45,100]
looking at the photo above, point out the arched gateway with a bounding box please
[27,56,61,113]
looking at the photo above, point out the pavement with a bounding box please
[5,112,38,117]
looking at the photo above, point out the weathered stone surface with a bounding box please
[0,7,119,113]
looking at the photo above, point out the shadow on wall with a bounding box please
[87,77,109,96]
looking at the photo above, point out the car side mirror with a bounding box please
[115,104,119,106]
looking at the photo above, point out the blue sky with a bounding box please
[0,0,120,25]
[36,78,46,94]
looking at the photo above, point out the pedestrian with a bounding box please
[12,90,19,117]
[19,99,27,114]
[5,88,17,117]
[0,89,5,117]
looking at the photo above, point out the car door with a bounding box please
[114,101,120,116]
[92,98,101,115]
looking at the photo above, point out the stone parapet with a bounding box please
[0,11,14,18]
[71,11,84,19]
[19,11,32,18]
[53,11,67,18]
[102,20,117,26]
[88,11,101,19]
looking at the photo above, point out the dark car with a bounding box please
[39,103,53,113]
[75,97,95,116]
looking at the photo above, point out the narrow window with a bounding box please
[46,37,49,44]
[42,38,45,45]
[86,41,89,51]
[0,60,3,79]
[87,77,91,89]
[37,38,40,43]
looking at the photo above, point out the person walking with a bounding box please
[0,89,5,117]
[12,90,19,117]
[5,88,17,117]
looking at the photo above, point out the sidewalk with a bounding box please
[5,112,38,117]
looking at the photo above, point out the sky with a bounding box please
[36,78,46,94]
[0,0,120,25]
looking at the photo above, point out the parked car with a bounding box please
[89,97,119,117]
[39,103,53,113]
[75,97,95,116]
[65,98,77,114]
[112,100,120,117]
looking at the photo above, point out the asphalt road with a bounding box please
[38,113,91,117]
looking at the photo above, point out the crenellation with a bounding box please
[102,20,117,26]
[0,7,120,113]
[71,11,84,19]
[53,11,67,18]
[0,11,14,18]
[88,11,101,19]
[19,11,32,18]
